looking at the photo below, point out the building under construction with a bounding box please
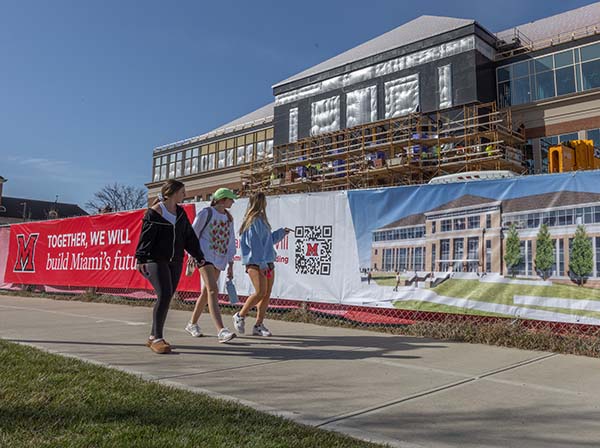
[243,102,525,194]
[147,3,600,201]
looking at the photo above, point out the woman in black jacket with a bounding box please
[135,179,205,354]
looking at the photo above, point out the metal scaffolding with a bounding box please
[241,102,526,196]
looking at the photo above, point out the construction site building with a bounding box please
[146,3,600,200]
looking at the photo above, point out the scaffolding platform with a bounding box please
[241,102,526,196]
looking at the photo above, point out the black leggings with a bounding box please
[143,262,182,339]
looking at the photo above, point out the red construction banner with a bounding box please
[3,206,201,292]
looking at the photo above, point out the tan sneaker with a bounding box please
[148,339,172,354]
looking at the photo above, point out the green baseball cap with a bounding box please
[213,188,238,201]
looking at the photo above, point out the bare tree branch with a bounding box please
[85,183,147,213]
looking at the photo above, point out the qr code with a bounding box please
[294,225,332,275]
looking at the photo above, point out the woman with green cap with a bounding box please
[186,187,238,343]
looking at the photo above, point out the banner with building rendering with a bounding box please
[4,170,600,326]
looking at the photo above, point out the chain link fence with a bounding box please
[2,280,600,358]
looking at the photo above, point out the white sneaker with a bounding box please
[252,323,272,337]
[185,322,203,337]
[218,327,236,343]
[233,312,245,334]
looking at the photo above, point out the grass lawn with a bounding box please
[432,279,600,319]
[372,273,409,287]
[0,340,385,448]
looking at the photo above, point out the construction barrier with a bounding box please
[3,170,600,339]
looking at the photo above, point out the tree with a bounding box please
[535,224,554,280]
[570,224,593,286]
[504,223,521,278]
[85,183,147,213]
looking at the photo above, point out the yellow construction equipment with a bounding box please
[548,139,600,173]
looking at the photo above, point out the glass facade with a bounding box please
[152,129,274,182]
[504,204,600,229]
[497,42,600,107]
[373,225,425,242]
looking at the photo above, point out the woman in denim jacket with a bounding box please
[232,192,291,336]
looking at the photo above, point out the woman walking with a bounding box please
[135,180,205,354]
[233,192,291,337]
[185,188,237,343]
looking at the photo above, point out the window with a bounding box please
[217,151,225,169]
[431,221,436,234]
[453,217,466,231]
[496,43,600,106]
[208,153,215,170]
[468,216,480,229]
[555,66,576,96]
[587,128,600,147]
[441,219,452,232]
[512,76,532,105]
[266,140,274,159]
[581,42,600,62]
[485,240,492,273]
[226,148,234,167]
[453,238,464,272]
[555,50,574,68]
[582,59,600,90]
[245,144,254,163]
[440,239,450,271]
[534,70,555,100]
[237,146,245,165]
[467,237,479,272]
[486,214,492,229]
[256,141,266,159]
[192,148,199,173]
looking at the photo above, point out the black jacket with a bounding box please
[135,206,205,264]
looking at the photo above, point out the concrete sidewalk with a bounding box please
[1,294,600,448]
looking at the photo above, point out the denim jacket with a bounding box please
[240,218,286,270]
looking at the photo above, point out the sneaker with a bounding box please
[252,323,272,337]
[149,338,171,354]
[232,312,245,334]
[217,327,236,343]
[185,322,203,337]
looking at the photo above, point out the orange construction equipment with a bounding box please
[548,139,600,173]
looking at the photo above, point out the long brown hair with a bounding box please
[152,179,185,206]
[239,192,270,234]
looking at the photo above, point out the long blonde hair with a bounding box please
[239,192,270,234]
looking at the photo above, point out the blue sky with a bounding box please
[0,0,595,206]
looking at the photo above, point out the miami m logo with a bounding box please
[13,233,39,272]
[305,243,319,257]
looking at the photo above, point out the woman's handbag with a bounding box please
[225,279,238,304]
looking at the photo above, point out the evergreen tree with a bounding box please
[570,225,593,286]
[535,224,554,280]
[504,224,521,278]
